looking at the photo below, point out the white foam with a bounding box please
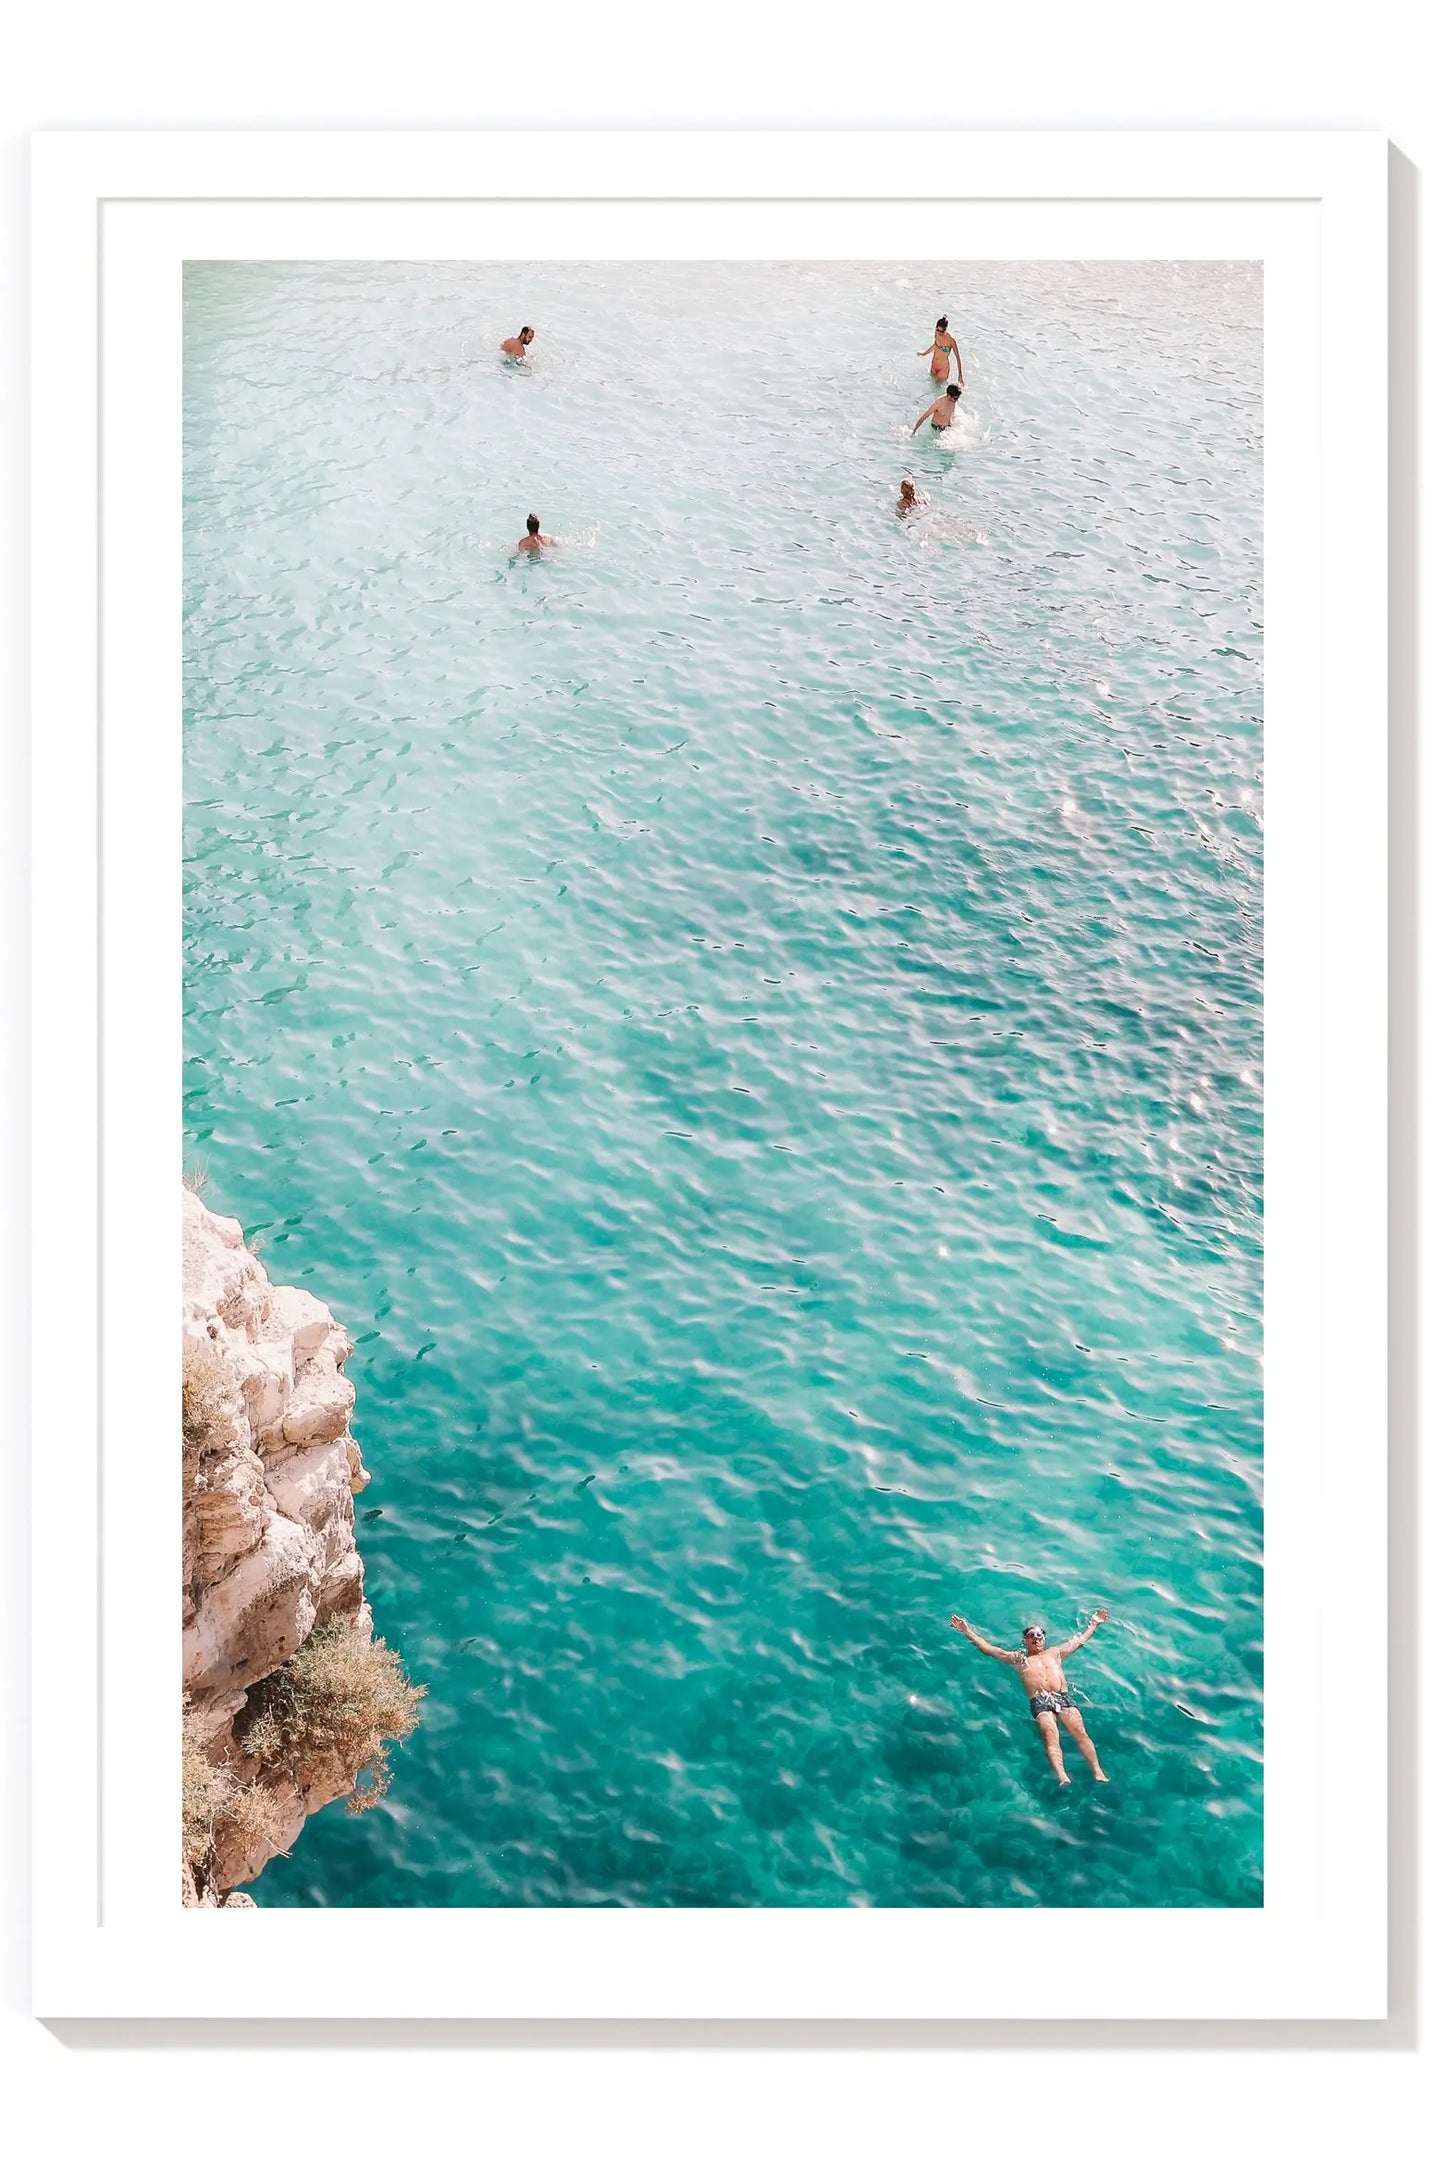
[904,402,984,454]
[906,510,984,549]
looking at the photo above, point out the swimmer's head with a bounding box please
[946,383,961,400]
[526,513,540,535]
[936,316,949,332]
[899,479,916,503]
[520,326,534,344]
[1022,1624,1047,1650]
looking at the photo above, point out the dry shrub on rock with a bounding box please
[183,1707,300,1895]
[239,1620,425,1812]
[182,1346,232,1461]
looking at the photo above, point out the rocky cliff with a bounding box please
[181,1183,419,1904]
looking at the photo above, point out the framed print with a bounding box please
[31,130,1388,2018]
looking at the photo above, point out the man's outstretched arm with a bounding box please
[949,1615,1018,1662]
[1054,1609,1108,1657]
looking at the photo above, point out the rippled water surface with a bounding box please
[184,260,1263,1907]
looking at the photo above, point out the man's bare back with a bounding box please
[950,1611,1111,1784]
[517,513,554,554]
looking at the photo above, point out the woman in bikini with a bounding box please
[919,315,963,384]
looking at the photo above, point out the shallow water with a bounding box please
[183,260,1263,1907]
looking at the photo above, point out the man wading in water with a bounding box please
[911,383,963,435]
[950,1611,1111,1784]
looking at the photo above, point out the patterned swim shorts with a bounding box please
[1028,1690,1075,1718]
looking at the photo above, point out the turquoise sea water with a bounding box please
[183,260,1263,1908]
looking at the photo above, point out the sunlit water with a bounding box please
[183,260,1262,1907]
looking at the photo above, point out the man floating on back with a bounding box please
[950,1609,1111,1785]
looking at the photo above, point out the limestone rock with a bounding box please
[320,1322,355,1369]
[345,1435,370,1495]
[281,1369,355,1449]
[183,1511,319,1703]
[265,1436,356,1569]
[189,1450,269,1583]
[182,1189,269,1335]
[232,1338,294,1448]
[264,1283,335,1358]
[185,1692,247,1749]
[313,1547,366,1627]
[181,1182,390,1903]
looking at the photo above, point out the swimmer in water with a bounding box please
[896,478,926,516]
[501,325,535,359]
[919,314,963,384]
[911,383,963,435]
[950,1610,1111,1785]
[516,512,554,555]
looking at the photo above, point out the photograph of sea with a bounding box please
[181,259,1263,1909]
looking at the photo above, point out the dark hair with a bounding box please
[936,316,948,331]
[946,382,961,398]
[520,325,534,338]
[526,513,540,535]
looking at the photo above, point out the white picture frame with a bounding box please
[31,129,1388,2020]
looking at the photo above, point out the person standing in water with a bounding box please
[949,1610,1111,1784]
[516,512,554,555]
[919,315,963,384]
[501,325,535,359]
[911,383,963,435]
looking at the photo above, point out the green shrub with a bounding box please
[238,1620,425,1813]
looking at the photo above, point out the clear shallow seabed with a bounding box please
[183,260,1263,1907]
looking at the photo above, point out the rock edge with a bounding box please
[182,1184,376,1900]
